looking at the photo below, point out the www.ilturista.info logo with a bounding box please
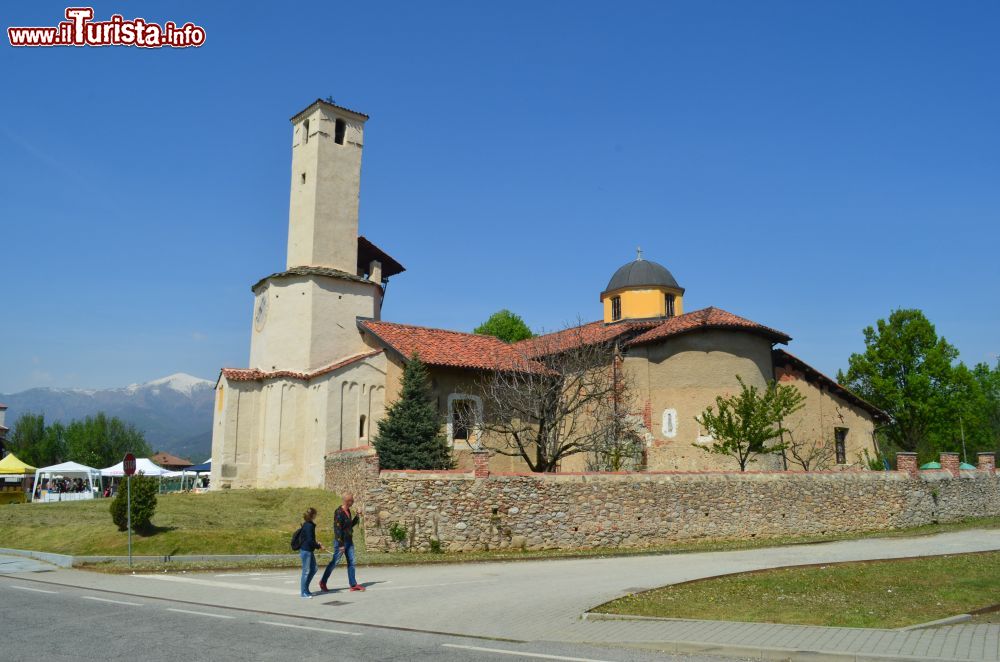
[8,7,206,48]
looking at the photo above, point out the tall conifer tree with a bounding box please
[373,354,454,470]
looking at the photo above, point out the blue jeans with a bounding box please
[320,542,357,587]
[299,549,317,596]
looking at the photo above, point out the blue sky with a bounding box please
[1,1,998,393]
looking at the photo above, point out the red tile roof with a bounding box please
[514,320,659,358]
[150,451,193,467]
[221,350,383,383]
[626,307,790,347]
[773,349,889,421]
[359,321,550,373]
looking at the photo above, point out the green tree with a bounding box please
[7,413,65,467]
[837,310,959,456]
[694,377,806,471]
[373,354,454,470]
[109,472,158,533]
[474,310,533,343]
[65,413,150,468]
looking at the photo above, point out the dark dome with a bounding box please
[604,258,682,294]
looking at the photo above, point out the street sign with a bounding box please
[122,453,136,567]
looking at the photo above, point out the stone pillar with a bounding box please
[978,452,996,474]
[940,452,960,477]
[896,452,918,478]
[472,450,490,479]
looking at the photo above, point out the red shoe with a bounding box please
[349,585,366,592]
[319,582,328,592]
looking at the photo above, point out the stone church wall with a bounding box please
[342,452,999,553]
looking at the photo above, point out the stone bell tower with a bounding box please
[248,99,386,374]
[286,100,366,271]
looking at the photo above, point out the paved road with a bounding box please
[0,580,732,662]
[3,528,999,660]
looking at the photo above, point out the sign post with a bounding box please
[122,453,136,568]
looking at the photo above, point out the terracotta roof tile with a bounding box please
[221,350,383,383]
[359,321,550,373]
[514,320,659,358]
[773,349,888,421]
[626,307,791,347]
[150,451,193,467]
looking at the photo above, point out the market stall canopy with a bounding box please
[186,460,211,473]
[37,461,100,475]
[101,458,170,477]
[0,453,36,474]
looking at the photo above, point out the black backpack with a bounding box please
[291,526,303,551]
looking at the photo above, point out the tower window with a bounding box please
[611,296,622,322]
[302,119,310,144]
[334,118,346,145]
[300,172,306,184]
[665,293,676,318]
[359,414,367,440]
[834,427,848,464]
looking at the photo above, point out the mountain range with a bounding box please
[0,374,215,461]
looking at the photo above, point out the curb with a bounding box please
[897,614,972,631]
[0,547,73,568]
[617,639,966,662]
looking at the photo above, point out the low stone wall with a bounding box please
[324,446,379,500]
[358,455,999,553]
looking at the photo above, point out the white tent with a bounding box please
[32,461,102,503]
[100,458,170,477]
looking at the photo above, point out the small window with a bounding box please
[665,293,675,318]
[359,414,367,440]
[300,172,306,184]
[302,119,310,144]
[661,408,677,438]
[611,296,622,321]
[452,400,474,441]
[334,118,346,145]
[834,428,848,464]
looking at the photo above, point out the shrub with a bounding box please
[109,473,158,532]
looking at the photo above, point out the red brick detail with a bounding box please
[643,400,652,431]
[472,451,490,479]
[977,452,996,474]
[896,452,918,477]
[940,452,960,477]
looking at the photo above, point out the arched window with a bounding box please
[661,408,677,438]
[359,414,367,440]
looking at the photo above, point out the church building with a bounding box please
[210,99,886,489]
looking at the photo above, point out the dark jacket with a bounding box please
[333,506,360,546]
[300,520,320,552]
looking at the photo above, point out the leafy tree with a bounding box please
[373,354,454,470]
[7,413,65,467]
[474,310,533,343]
[64,413,150,468]
[110,472,158,533]
[838,310,960,456]
[694,377,806,471]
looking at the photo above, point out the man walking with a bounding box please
[319,492,365,592]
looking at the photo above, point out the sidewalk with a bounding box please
[3,528,998,661]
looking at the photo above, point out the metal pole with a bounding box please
[960,418,967,464]
[127,475,132,568]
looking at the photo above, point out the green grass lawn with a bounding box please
[594,551,1000,629]
[0,489,337,556]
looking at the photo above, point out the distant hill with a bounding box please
[0,373,215,461]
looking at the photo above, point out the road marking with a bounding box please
[441,644,612,662]
[377,579,492,591]
[82,595,143,607]
[136,574,292,595]
[167,608,235,619]
[259,621,361,636]
[9,585,57,594]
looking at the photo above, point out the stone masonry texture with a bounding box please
[325,451,1000,553]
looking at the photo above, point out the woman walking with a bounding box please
[299,507,323,598]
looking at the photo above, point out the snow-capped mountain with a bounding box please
[0,374,215,459]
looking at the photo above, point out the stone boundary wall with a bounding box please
[324,450,999,552]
